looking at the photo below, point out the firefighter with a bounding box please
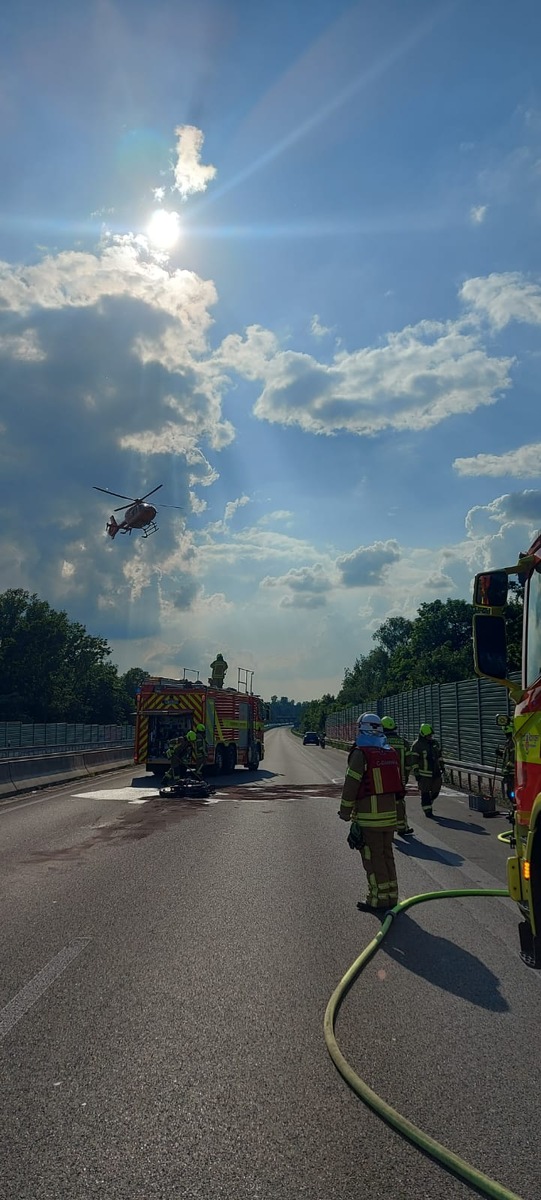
[209,652,228,689]
[496,715,515,805]
[410,723,445,817]
[338,712,403,913]
[381,716,414,837]
[163,732,190,783]
[193,723,208,777]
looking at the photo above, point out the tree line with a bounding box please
[0,590,149,724]
[299,593,523,733]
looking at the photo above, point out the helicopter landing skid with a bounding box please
[141,522,158,538]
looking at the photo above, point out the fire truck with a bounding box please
[134,671,266,776]
[472,531,541,968]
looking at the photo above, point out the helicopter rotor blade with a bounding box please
[93,487,135,502]
[139,484,164,501]
[159,505,184,511]
[113,504,132,513]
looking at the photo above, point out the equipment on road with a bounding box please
[93,483,183,539]
[472,533,541,968]
[159,769,215,800]
[135,667,265,777]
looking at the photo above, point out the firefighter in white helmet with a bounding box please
[338,713,402,912]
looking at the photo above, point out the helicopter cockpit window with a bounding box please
[525,564,541,688]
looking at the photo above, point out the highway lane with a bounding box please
[1,728,539,1200]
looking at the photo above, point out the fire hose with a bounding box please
[324,888,527,1200]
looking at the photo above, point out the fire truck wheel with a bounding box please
[214,745,227,774]
[245,744,260,770]
[226,744,237,772]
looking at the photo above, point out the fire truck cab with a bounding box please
[472,531,541,968]
[134,674,265,777]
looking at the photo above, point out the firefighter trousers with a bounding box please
[359,828,398,908]
[396,793,410,831]
[419,775,442,814]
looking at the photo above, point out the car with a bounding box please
[303,731,320,745]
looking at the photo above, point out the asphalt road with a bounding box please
[1,728,539,1200]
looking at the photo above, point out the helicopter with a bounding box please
[93,484,183,539]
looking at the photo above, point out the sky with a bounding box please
[1,0,541,702]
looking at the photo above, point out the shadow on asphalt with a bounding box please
[384,913,509,1011]
[131,768,280,789]
[432,815,489,835]
[394,839,464,866]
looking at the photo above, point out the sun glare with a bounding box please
[147,209,181,250]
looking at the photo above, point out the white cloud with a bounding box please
[422,571,455,590]
[224,495,251,524]
[310,314,332,338]
[172,125,217,200]
[279,593,327,609]
[460,272,541,330]
[219,316,513,437]
[257,510,294,526]
[466,491,541,537]
[470,204,487,224]
[454,442,541,478]
[261,565,332,594]
[0,330,46,361]
[336,541,401,587]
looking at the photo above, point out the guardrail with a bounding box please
[0,746,134,799]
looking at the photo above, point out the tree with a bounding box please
[121,668,150,698]
[0,588,137,724]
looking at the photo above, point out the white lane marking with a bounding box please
[0,938,91,1041]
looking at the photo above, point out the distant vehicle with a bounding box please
[93,483,183,539]
[303,731,320,745]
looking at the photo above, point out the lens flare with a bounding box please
[147,209,181,250]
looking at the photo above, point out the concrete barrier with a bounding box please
[0,761,16,797]
[2,747,133,796]
[83,747,133,773]
[8,752,90,793]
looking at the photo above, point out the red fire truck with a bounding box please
[134,674,266,776]
[472,531,541,968]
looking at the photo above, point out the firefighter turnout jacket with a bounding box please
[385,733,411,788]
[410,734,444,784]
[339,745,402,828]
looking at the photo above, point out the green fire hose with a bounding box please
[324,888,527,1200]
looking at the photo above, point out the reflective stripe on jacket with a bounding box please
[410,736,444,778]
[341,746,399,829]
[386,734,411,787]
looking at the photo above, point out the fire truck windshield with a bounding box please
[525,564,541,687]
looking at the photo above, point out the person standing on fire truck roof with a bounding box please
[209,653,228,689]
[381,716,414,838]
[410,724,445,818]
[338,713,402,913]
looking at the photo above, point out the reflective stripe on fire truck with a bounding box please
[137,716,148,765]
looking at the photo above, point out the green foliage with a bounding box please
[299,693,337,734]
[332,591,525,710]
[266,695,305,726]
[0,589,145,723]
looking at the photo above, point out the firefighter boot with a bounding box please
[421,792,434,817]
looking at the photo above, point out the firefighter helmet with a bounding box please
[196,723,206,732]
[186,731,196,742]
[357,712,384,738]
[420,723,433,737]
[381,716,396,731]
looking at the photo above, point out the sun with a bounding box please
[147,209,181,250]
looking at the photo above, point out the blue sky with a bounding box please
[1,0,541,701]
